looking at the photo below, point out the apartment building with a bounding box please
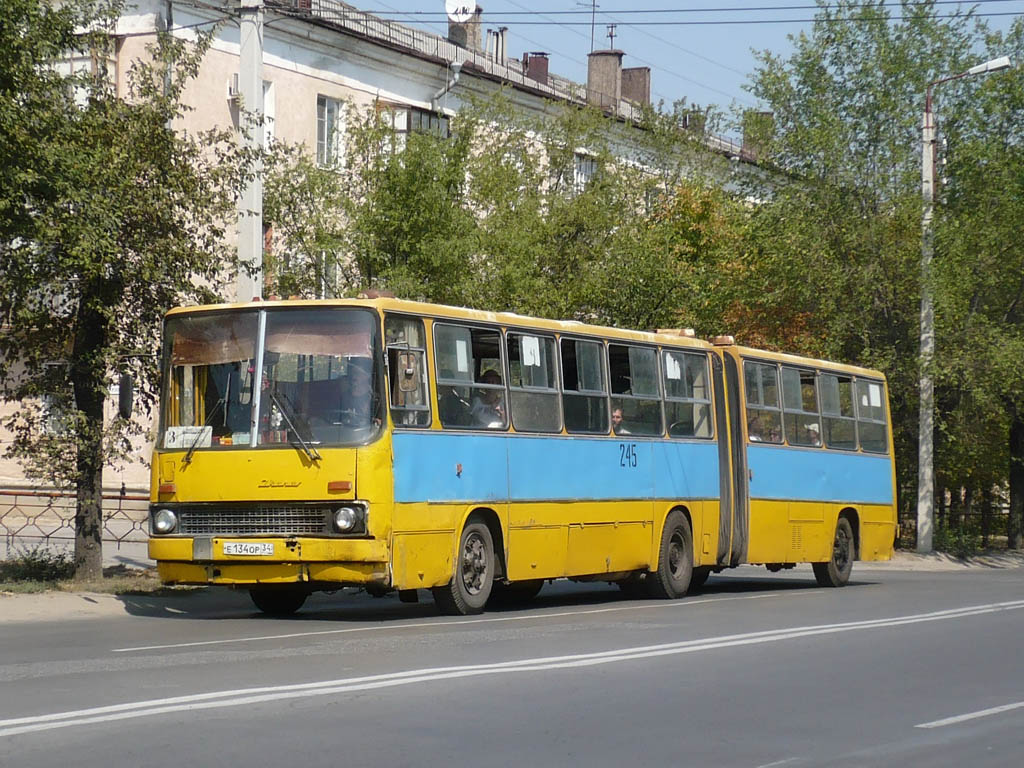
[1,0,761,518]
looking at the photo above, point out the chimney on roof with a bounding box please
[621,66,650,106]
[587,49,623,111]
[523,52,549,86]
[448,5,483,52]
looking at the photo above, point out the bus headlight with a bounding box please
[152,508,178,534]
[333,506,359,533]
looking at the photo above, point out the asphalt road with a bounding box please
[2,564,1024,768]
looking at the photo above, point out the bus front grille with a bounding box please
[177,505,328,536]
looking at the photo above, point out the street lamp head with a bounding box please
[967,55,1012,76]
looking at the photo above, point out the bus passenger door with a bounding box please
[712,355,734,566]
[717,352,749,566]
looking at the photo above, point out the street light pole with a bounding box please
[238,1,265,303]
[917,55,1011,553]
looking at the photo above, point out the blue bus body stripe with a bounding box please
[392,432,894,507]
[746,444,894,505]
[392,432,719,503]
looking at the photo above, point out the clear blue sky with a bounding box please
[352,1,1023,117]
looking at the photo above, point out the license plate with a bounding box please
[222,542,275,556]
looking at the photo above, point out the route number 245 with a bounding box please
[619,443,638,468]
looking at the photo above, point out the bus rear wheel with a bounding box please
[249,586,308,616]
[433,520,495,615]
[813,517,854,587]
[647,511,693,599]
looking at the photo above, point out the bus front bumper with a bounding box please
[149,537,390,587]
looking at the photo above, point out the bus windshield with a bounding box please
[160,307,381,451]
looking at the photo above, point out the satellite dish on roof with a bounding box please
[445,0,474,24]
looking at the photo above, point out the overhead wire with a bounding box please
[366,0,1023,18]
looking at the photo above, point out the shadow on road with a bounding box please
[114,566,876,623]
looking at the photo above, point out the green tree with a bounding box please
[741,0,1003,537]
[264,91,742,332]
[0,1,252,579]
[936,17,1024,546]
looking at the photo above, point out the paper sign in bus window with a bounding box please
[665,354,682,381]
[869,384,881,408]
[456,339,469,373]
[522,335,541,367]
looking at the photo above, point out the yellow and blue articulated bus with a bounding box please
[148,298,897,615]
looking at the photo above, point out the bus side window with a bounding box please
[664,350,712,438]
[561,338,608,434]
[856,379,888,453]
[609,343,662,436]
[781,366,821,446]
[508,332,561,432]
[385,315,431,427]
[435,323,507,430]
[744,361,783,443]
[821,373,857,450]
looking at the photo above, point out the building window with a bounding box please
[573,153,597,193]
[317,95,344,166]
[409,107,450,138]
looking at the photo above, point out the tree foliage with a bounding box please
[0,0,252,578]
[743,1,1024,545]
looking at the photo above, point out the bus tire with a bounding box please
[433,520,495,615]
[813,517,854,587]
[249,586,308,616]
[689,566,712,591]
[647,511,693,599]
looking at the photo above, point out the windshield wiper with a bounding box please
[268,389,322,464]
[182,397,224,467]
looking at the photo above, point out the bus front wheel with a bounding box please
[433,520,495,615]
[813,517,854,587]
[249,586,308,616]
[647,511,693,599]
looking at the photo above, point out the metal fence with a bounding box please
[897,501,1012,551]
[0,488,149,558]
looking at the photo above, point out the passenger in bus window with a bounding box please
[611,406,630,435]
[748,412,765,441]
[471,370,505,427]
[805,423,822,446]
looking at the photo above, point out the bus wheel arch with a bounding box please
[433,508,501,615]
[839,507,860,560]
[647,507,694,599]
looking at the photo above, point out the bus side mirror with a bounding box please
[118,373,134,420]
[397,352,421,393]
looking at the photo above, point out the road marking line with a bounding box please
[915,701,1024,729]
[112,592,785,653]
[3,599,1023,739]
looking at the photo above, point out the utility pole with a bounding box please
[577,1,599,52]
[237,1,264,302]
[917,55,1011,553]
[917,90,935,553]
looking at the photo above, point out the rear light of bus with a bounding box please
[152,508,178,534]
